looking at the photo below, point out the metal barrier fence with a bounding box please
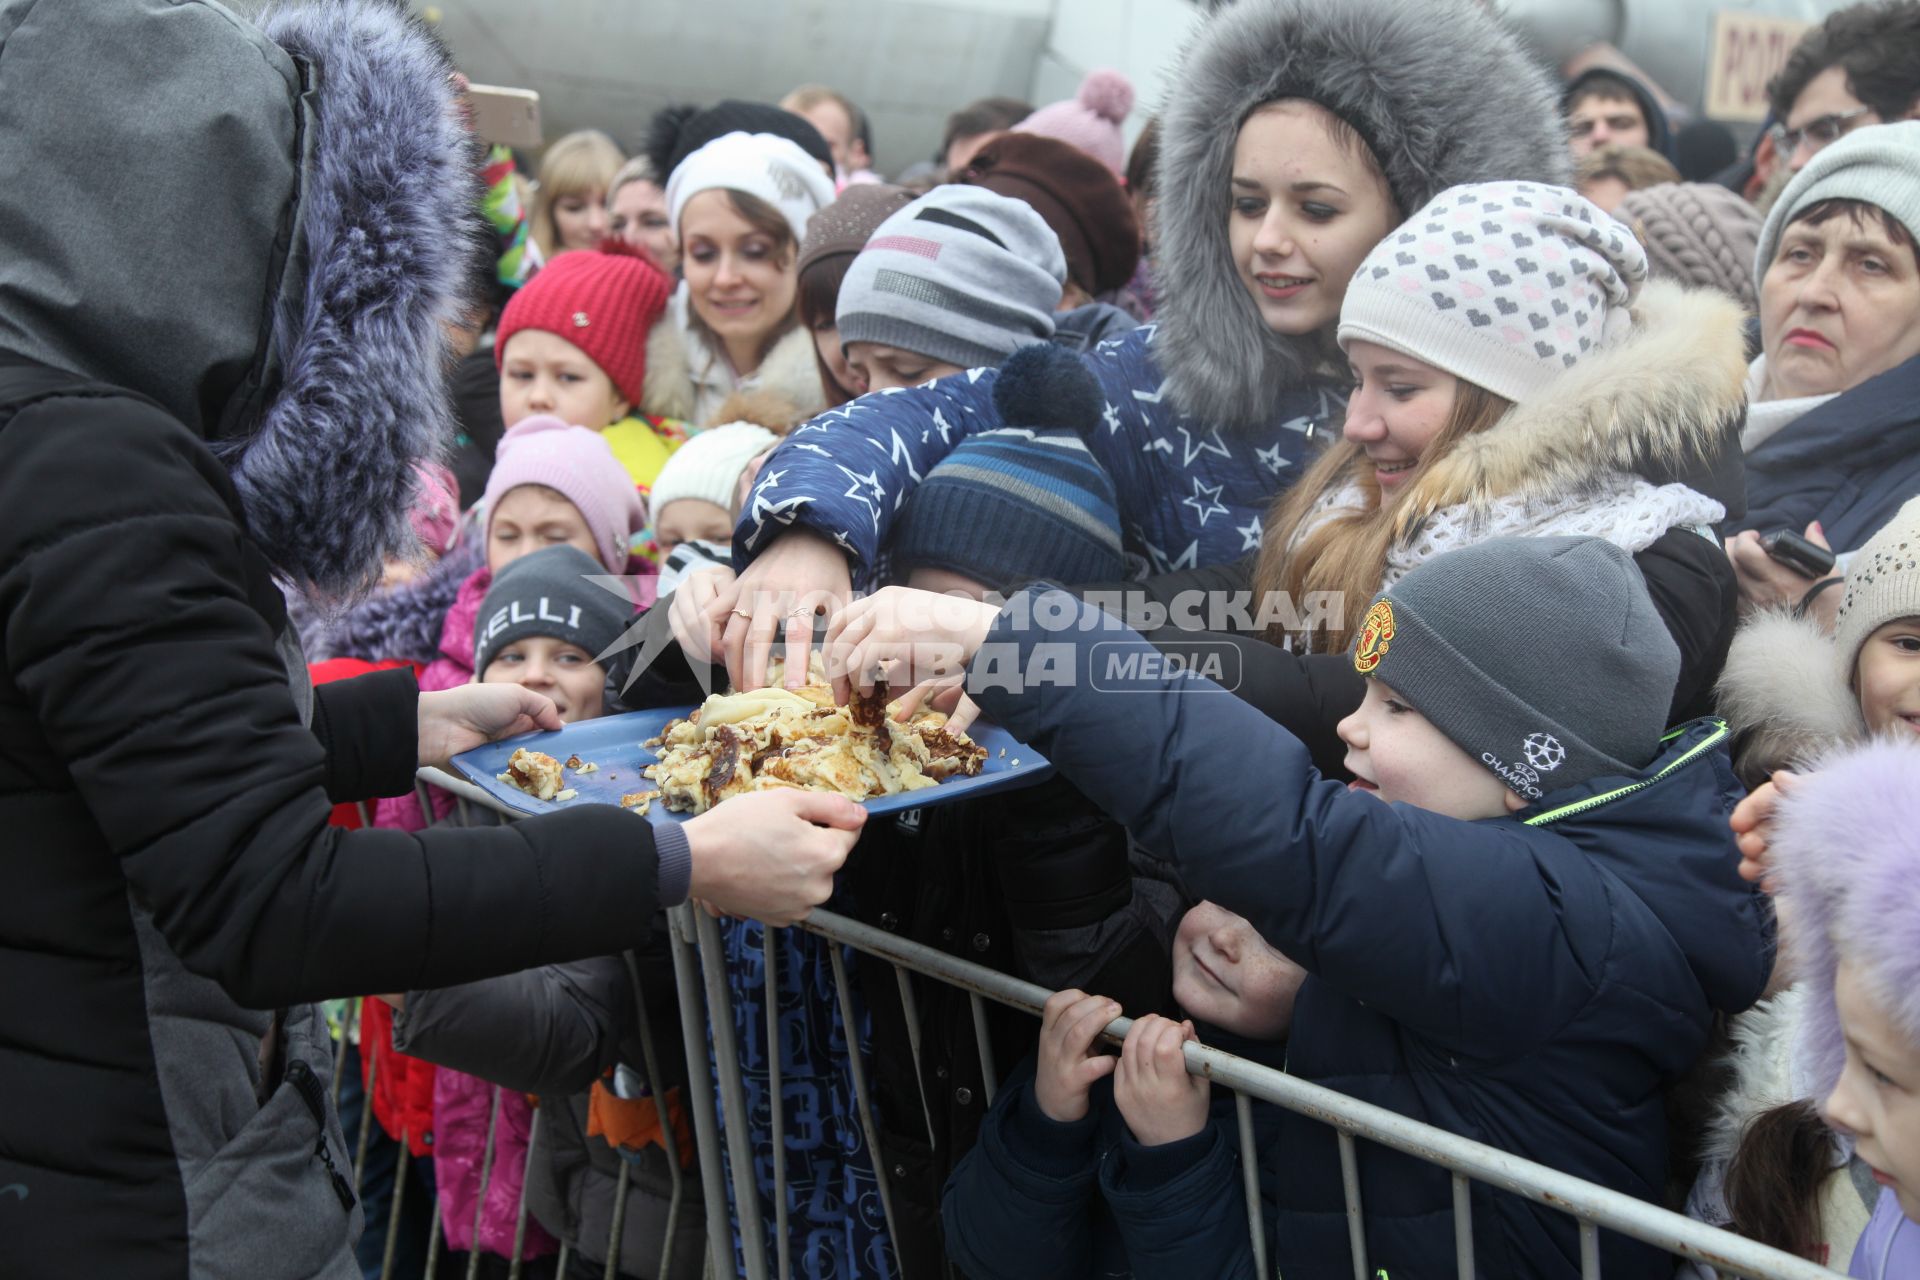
[322,772,1837,1280]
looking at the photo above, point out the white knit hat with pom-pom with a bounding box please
[1014,69,1134,181]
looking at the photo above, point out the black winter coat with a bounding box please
[0,367,670,1276]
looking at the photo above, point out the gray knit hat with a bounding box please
[1353,537,1680,798]
[1616,182,1762,310]
[836,185,1065,371]
[474,544,635,688]
[1339,182,1647,405]
[1756,120,1920,293]
[1835,495,1920,675]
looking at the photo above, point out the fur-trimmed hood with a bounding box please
[1773,739,1920,1107]
[0,0,474,597]
[1715,609,1865,782]
[1389,281,1749,531]
[1152,0,1571,428]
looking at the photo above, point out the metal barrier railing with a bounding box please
[320,770,1836,1280]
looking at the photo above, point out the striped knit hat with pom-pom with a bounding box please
[891,343,1123,589]
[1014,69,1134,181]
[1615,182,1761,309]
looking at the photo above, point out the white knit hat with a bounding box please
[1338,181,1647,405]
[665,131,836,243]
[1755,120,1920,294]
[649,422,779,515]
[1835,495,1920,674]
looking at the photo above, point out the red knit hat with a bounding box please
[494,241,672,407]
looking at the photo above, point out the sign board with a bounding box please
[1704,11,1812,122]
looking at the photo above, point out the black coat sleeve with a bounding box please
[0,394,666,1008]
[309,666,423,802]
[1633,527,1738,723]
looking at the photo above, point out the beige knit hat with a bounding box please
[1616,182,1761,310]
[1836,496,1920,673]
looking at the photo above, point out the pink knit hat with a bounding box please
[481,416,644,571]
[1013,69,1134,181]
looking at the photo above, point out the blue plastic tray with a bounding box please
[449,705,1052,824]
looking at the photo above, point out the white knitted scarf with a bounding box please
[1296,471,1727,587]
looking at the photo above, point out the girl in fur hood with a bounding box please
[699,0,1572,690]
[1766,742,1920,1276]
[1679,503,1920,1272]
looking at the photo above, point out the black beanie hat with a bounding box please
[473,545,636,690]
[646,100,834,182]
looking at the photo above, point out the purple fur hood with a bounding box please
[1772,737,1920,1102]
[0,0,474,597]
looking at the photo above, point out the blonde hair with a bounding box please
[607,156,659,204]
[1251,381,1514,653]
[1575,144,1680,197]
[530,130,626,258]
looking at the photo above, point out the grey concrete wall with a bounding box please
[416,0,1053,175]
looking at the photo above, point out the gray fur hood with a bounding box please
[0,0,473,597]
[1152,0,1571,428]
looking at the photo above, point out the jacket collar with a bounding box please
[1390,282,1748,535]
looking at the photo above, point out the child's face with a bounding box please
[481,637,607,724]
[488,485,600,575]
[1855,617,1920,739]
[1227,100,1397,339]
[843,342,964,393]
[654,498,734,555]
[1171,901,1306,1040]
[812,320,863,398]
[1337,678,1518,820]
[1342,342,1461,495]
[499,329,631,431]
[680,189,798,356]
[1822,957,1920,1223]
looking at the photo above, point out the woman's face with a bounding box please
[1228,102,1398,337]
[1822,958,1920,1223]
[1759,208,1920,401]
[812,321,862,398]
[843,342,963,393]
[552,186,610,254]
[1855,617,1920,739]
[680,189,798,362]
[487,485,600,574]
[610,179,677,272]
[1341,341,1460,496]
[481,637,607,724]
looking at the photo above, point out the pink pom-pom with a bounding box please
[1076,69,1134,123]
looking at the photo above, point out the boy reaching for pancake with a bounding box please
[831,536,1774,1277]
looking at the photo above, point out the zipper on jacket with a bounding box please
[285,1059,358,1212]
[1522,721,1729,827]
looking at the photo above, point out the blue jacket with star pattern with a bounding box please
[730,325,1342,582]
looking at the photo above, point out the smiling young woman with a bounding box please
[653,131,836,423]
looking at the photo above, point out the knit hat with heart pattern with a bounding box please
[1338,181,1648,405]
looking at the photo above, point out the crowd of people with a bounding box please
[4,0,1920,1277]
